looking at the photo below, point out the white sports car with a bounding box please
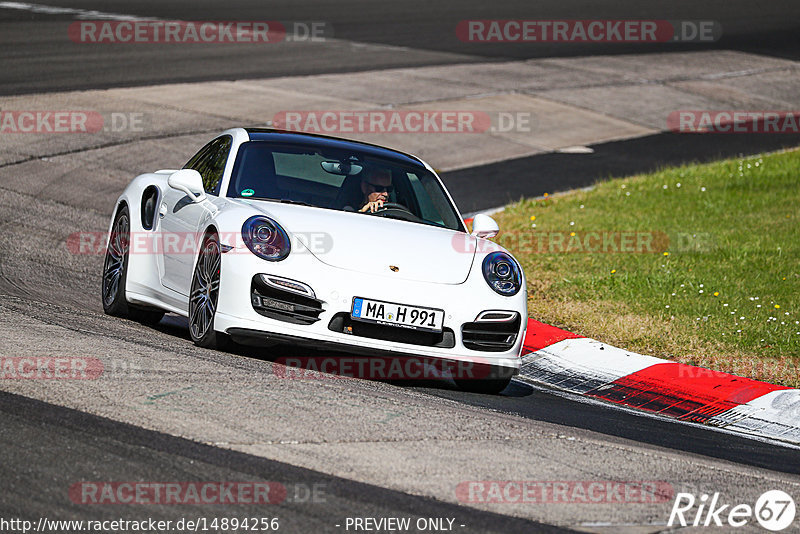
[102,128,526,393]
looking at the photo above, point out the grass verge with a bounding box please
[492,148,800,387]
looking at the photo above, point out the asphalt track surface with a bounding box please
[2,2,800,533]
[0,391,563,533]
[0,0,798,94]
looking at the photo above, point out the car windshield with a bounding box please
[226,141,464,231]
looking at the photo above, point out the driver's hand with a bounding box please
[359,200,384,213]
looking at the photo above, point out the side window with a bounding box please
[183,136,232,195]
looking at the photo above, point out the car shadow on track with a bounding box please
[151,313,534,397]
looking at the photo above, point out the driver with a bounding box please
[359,167,393,213]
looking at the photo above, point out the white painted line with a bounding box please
[0,2,150,21]
[556,145,594,154]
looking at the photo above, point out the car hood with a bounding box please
[238,200,476,284]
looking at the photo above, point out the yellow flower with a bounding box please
[570,232,576,237]
[713,292,719,296]
[663,252,669,256]
[611,269,617,274]
[775,304,781,309]
[543,193,549,197]
[530,215,536,221]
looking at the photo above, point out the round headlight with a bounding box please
[242,216,290,261]
[495,261,511,277]
[482,252,522,296]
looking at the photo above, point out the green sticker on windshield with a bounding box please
[241,189,255,197]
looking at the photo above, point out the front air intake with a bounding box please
[461,312,521,352]
[251,275,323,325]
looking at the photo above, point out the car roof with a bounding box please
[244,128,424,167]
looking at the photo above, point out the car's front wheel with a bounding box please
[189,231,229,349]
[102,205,164,325]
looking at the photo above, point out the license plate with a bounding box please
[351,297,444,333]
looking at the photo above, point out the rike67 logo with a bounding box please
[669,490,796,531]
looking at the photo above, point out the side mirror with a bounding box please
[470,213,499,239]
[168,169,206,203]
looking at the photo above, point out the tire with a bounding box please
[102,206,132,317]
[454,376,513,395]
[188,231,230,349]
[102,205,165,325]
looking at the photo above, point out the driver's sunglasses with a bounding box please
[366,182,393,193]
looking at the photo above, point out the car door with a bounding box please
[159,135,232,296]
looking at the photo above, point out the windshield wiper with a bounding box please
[278,198,312,206]
[241,197,313,207]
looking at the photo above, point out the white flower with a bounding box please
[676,183,682,187]
[665,305,670,309]
[663,185,668,189]
[723,303,729,307]
[699,290,704,294]
[700,284,704,288]
[701,187,706,192]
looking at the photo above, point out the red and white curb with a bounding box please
[518,318,800,446]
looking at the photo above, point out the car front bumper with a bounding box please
[214,249,526,372]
